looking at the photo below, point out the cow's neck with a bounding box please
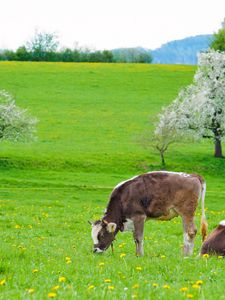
[103,195,124,232]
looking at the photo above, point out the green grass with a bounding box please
[0,62,224,300]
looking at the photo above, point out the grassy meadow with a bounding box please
[0,62,224,300]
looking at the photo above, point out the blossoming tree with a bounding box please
[0,90,37,143]
[155,50,225,159]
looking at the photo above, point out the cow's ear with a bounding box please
[106,222,117,233]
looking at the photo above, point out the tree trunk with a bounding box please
[160,151,166,166]
[214,138,223,158]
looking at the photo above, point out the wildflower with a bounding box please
[187,294,194,299]
[88,285,95,290]
[32,269,39,273]
[65,256,72,264]
[120,253,126,258]
[48,292,57,298]
[51,285,60,291]
[58,276,66,283]
[180,287,188,292]
[15,224,21,229]
[192,284,200,289]
[28,225,33,229]
[108,285,115,290]
[104,279,111,283]
[160,255,166,259]
[152,283,158,288]
[202,253,209,258]
[0,279,6,286]
[195,280,203,285]
[163,284,170,289]
[132,284,140,289]
[218,256,223,259]
[135,266,142,271]
[99,262,105,267]
[26,288,35,294]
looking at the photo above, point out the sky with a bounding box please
[0,0,225,51]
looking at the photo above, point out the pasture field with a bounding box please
[0,62,224,300]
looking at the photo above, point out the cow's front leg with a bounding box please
[132,215,146,256]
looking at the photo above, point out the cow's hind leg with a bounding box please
[182,215,197,256]
[132,215,146,256]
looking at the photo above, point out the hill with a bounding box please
[151,35,212,64]
[112,35,212,65]
[0,62,224,299]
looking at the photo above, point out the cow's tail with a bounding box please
[200,181,207,242]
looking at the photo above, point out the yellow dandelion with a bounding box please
[120,253,126,258]
[187,294,194,299]
[65,256,72,264]
[192,284,200,289]
[135,266,142,271]
[218,256,223,259]
[32,269,39,273]
[88,285,95,290]
[99,262,105,267]
[28,225,33,229]
[26,288,35,294]
[202,253,209,258]
[15,224,21,229]
[152,283,158,288]
[58,276,66,283]
[104,279,111,283]
[118,243,126,248]
[160,255,166,259]
[132,284,140,289]
[51,285,60,291]
[48,292,57,298]
[0,279,6,286]
[108,285,115,290]
[196,280,203,285]
[163,284,170,289]
[180,287,188,292]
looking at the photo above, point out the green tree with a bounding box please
[211,18,225,51]
[15,46,31,61]
[26,30,59,61]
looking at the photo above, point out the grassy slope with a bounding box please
[0,62,224,300]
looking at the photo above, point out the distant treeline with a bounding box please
[0,46,153,63]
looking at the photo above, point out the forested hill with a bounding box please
[151,35,212,65]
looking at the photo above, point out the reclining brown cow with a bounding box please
[201,220,225,256]
[90,171,207,256]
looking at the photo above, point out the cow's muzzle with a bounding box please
[93,247,104,253]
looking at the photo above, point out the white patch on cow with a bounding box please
[148,171,190,177]
[94,247,104,253]
[219,220,225,227]
[91,223,102,244]
[183,232,194,255]
[123,218,135,232]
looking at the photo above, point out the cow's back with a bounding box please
[110,171,202,219]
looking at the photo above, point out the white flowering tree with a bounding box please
[0,90,37,143]
[155,49,225,160]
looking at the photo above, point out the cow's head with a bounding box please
[90,219,117,253]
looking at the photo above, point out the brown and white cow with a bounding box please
[200,220,225,256]
[90,171,207,256]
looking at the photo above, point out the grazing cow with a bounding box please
[200,220,225,256]
[90,171,207,256]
